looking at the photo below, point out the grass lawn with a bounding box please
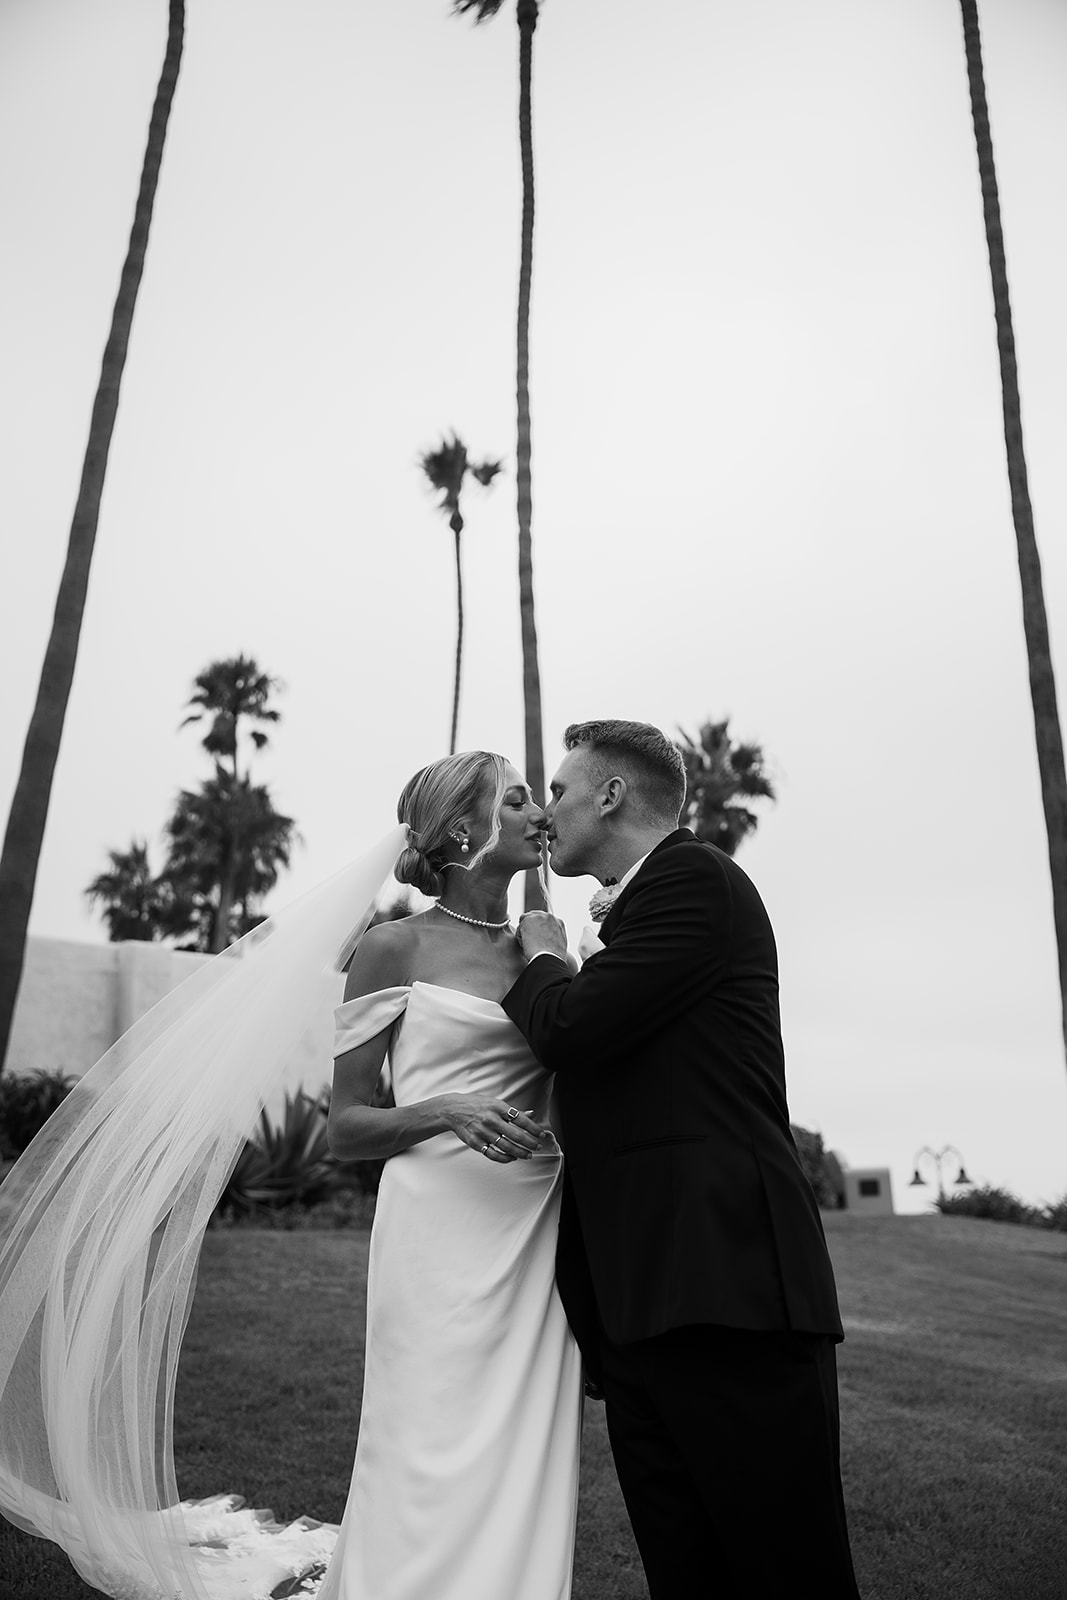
[1,1212,1065,1599]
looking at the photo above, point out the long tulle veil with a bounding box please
[0,826,407,1598]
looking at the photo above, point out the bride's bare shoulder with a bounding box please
[343,910,434,1000]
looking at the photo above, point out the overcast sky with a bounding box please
[2,0,1066,1210]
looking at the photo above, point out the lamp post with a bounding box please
[909,1145,973,1205]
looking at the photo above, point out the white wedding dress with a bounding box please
[0,975,582,1600]
[315,981,582,1600]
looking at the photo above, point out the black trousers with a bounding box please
[599,1324,861,1600]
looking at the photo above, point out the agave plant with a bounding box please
[216,1091,345,1218]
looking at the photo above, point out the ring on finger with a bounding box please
[506,1107,519,1121]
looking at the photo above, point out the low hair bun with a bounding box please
[393,844,444,899]
[395,751,509,900]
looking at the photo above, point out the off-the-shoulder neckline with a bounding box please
[410,980,506,1011]
[337,980,506,1012]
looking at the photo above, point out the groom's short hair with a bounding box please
[563,720,686,824]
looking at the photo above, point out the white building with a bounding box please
[842,1165,895,1216]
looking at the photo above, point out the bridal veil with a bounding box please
[0,826,407,1598]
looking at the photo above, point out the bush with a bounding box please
[0,1068,76,1161]
[935,1185,1042,1224]
[935,1184,1067,1230]
[212,1189,376,1230]
[790,1124,845,1209]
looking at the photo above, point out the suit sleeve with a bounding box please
[501,845,732,1073]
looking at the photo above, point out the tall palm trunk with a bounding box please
[211,755,240,955]
[0,0,185,1069]
[450,512,464,755]
[212,844,238,955]
[959,0,1067,1066]
[516,0,545,909]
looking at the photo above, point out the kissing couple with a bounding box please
[0,719,861,1599]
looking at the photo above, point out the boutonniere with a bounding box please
[588,878,620,923]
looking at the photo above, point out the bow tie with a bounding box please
[588,879,620,923]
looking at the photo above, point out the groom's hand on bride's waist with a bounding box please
[516,911,570,965]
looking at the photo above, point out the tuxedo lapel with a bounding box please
[595,828,695,945]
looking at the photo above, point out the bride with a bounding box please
[0,751,583,1600]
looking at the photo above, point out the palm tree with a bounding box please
[178,657,287,951]
[675,719,776,857]
[85,655,295,952]
[959,0,1067,1065]
[162,775,296,951]
[84,840,169,943]
[0,1,185,1071]
[452,0,545,906]
[419,433,503,753]
[180,654,281,783]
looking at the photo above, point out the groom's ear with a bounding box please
[599,776,627,816]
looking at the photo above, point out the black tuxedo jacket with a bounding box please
[502,829,843,1359]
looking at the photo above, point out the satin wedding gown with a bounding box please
[317,981,582,1600]
[0,975,582,1600]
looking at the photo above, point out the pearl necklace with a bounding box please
[437,902,512,930]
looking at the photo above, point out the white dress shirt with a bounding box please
[527,853,652,967]
[576,853,649,962]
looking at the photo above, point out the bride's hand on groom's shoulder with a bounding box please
[515,912,570,965]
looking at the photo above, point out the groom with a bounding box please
[502,720,861,1599]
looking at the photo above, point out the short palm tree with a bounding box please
[0,0,185,1070]
[452,0,545,905]
[959,0,1067,1066]
[675,720,776,856]
[162,775,296,951]
[84,840,168,942]
[419,433,502,753]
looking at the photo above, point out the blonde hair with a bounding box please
[394,752,509,898]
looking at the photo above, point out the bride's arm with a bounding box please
[328,921,454,1160]
[327,922,546,1163]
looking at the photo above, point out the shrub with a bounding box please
[1042,1195,1067,1233]
[936,1185,1054,1228]
[790,1124,845,1209]
[213,1189,376,1230]
[0,1068,77,1161]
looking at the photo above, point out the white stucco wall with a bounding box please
[8,939,129,1078]
[8,936,337,1119]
